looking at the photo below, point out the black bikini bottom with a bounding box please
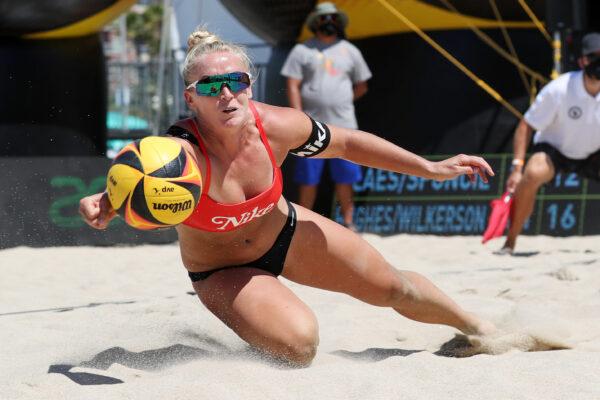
[187,199,297,282]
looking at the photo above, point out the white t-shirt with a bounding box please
[280,38,372,129]
[525,70,600,159]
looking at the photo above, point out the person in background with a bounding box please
[499,32,600,254]
[281,2,372,230]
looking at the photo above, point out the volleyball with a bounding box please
[106,137,202,230]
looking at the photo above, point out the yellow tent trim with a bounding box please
[376,0,524,119]
[517,0,552,43]
[25,0,136,39]
[299,0,537,41]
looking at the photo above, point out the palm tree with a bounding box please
[126,4,163,59]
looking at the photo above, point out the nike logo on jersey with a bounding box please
[211,203,275,230]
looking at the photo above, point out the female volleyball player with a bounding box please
[80,29,496,366]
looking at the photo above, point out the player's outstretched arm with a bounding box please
[79,192,116,230]
[353,134,494,183]
[267,105,494,183]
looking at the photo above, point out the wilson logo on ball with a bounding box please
[152,200,193,213]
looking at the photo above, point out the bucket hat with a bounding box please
[305,2,349,31]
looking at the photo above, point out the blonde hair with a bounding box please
[182,27,255,85]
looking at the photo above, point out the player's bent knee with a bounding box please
[385,271,419,307]
[356,269,417,307]
[284,340,318,367]
[281,323,319,366]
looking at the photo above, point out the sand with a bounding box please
[1,234,599,400]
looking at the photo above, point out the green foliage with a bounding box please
[126,4,163,57]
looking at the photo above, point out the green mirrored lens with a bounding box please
[195,72,250,96]
[196,82,222,96]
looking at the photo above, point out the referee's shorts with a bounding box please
[533,142,600,181]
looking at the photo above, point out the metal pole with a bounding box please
[119,14,130,132]
[551,30,561,79]
[154,0,172,135]
[170,9,184,120]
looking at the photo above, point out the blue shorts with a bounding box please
[293,157,362,185]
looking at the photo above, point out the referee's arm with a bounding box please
[506,119,534,193]
[512,119,534,170]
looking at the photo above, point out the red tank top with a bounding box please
[182,102,283,232]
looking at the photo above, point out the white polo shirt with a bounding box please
[525,70,600,159]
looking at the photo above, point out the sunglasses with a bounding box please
[586,53,600,62]
[317,14,339,23]
[186,72,251,97]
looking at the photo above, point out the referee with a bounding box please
[499,32,600,254]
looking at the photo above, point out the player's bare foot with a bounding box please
[462,314,497,336]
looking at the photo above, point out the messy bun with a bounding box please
[182,27,255,86]
[187,30,220,52]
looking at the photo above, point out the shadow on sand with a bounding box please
[47,364,124,385]
[330,335,477,362]
[512,251,540,257]
[48,331,298,385]
[331,348,422,362]
[48,344,210,385]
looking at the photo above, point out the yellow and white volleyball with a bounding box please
[106,137,202,230]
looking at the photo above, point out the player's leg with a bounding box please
[330,159,362,229]
[192,268,319,366]
[294,158,324,210]
[503,151,555,251]
[282,206,494,335]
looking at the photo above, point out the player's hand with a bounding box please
[429,154,494,183]
[79,192,116,230]
[506,170,523,193]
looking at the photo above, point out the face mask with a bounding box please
[317,22,339,37]
[584,57,600,80]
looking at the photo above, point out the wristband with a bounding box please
[511,159,524,167]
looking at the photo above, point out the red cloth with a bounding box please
[482,191,513,244]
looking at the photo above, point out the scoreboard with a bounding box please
[331,154,600,236]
